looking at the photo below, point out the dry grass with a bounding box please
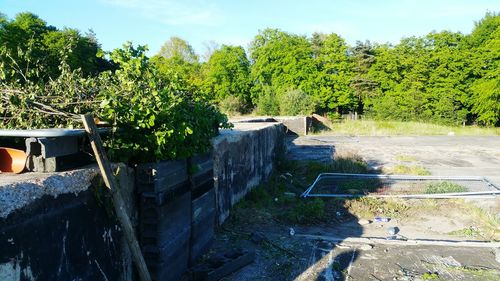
[395,154,417,162]
[385,165,431,175]
[319,120,500,136]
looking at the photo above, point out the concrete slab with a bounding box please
[0,165,99,218]
[288,136,500,184]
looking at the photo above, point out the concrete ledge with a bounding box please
[231,116,312,136]
[0,167,99,219]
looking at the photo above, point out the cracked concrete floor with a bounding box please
[218,135,500,281]
[288,135,500,184]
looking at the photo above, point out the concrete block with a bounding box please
[25,137,79,158]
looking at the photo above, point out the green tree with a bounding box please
[424,31,470,124]
[350,40,377,112]
[202,45,252,111]
[311,33,355,113]
[467,13,500,126]
[0,12,108,83]
[153,36,201,90]
[249,28,318,106]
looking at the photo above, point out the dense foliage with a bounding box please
[1,11,499,130]
[0,13,230,163]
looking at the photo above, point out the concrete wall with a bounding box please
[213,122,285,224]
[232,116,312,136]
[0,165,135,281]
[0,122,286,280]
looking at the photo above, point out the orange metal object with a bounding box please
[0,147,27,174]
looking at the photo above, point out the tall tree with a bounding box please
[312,33,355,113]
[0,12,107,83]
[202,45,252,111]
[249,28,318,104]
[467,13,500,126]
[153,36,201,89]
[350,40,377,113]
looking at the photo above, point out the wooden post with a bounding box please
[82,114,152,281]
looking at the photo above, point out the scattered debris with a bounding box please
[358,218,371,225]
[358,244,374,251]
[191,248,255,281]
[387,226,399,236]
[375,217,391,223]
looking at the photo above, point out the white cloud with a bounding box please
[101,0,223,26]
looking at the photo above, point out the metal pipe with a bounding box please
[314,173,486,181]
[303,193,497,199]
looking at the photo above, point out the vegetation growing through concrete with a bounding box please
[424,181,467,194]
[387,165,431,175]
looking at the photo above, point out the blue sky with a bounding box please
[2,0,499,57]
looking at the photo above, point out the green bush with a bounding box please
[285,198,325,224]
[218,95,248,116]
[255,88,279,115]
[1,43,231,163]
[425,181,467,194]
[278,88,315,116]
[255,88,316,116]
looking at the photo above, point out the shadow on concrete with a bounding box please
[285,135,335,163]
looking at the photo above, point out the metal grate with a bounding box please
[302,173,500,199]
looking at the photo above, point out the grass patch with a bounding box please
[388,165,431,175]
[395,154,417,162]
[424,181,467,194]
[451,266,500,280]
[317,119,500,136]
[448,226,482,237]
[409,199,499,241]
[282,198,326,224]
[229,153,374,226]
[422,272,440,280]
[462,202,500,241]
[344,197,410,219]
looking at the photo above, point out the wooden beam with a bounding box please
[82,114,152,281]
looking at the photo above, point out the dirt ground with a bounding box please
[208,135,500,281]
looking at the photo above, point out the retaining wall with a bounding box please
[0,166,135,281]
[0,122,285,280]
[213,122,285,224]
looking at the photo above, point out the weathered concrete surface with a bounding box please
[289,135,500,184]
[0,165,135,281]
[0,167,99,219]
[274,116,311,136]
[231,116,312,136]
[213,122,285,224]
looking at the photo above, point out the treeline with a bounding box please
[1,12,499,126]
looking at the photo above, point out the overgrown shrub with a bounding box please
[255,88,279,115]
[255,87,316,116]
[278,88,316,116]
[1,43,231,163]
[424,181,467,194]
[218,95,248,116]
